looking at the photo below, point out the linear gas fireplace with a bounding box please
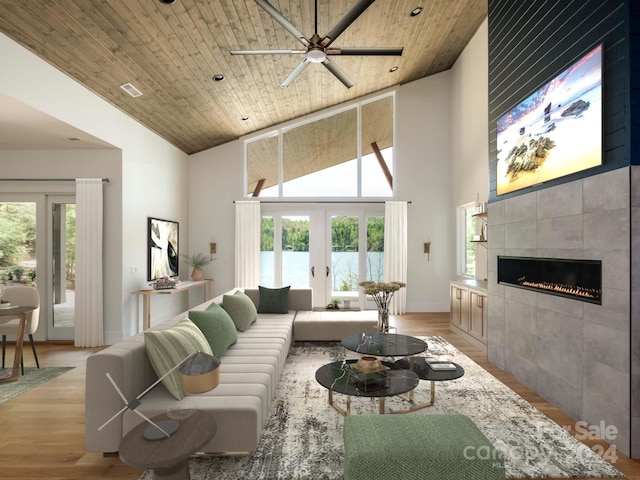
[497,256,602,304]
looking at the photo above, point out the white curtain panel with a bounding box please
[235,200,261,288]
[384,201,408,314]
[74,178,104,347]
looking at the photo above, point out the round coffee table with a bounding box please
[119,410,216,480]
[315,359,419,415]
[341,332,427,357]
[391,357,465,412]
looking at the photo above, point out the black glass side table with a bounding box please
[391,357,465,412]
[341,332,427,357]
[315,359,419,415]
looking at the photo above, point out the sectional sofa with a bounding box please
[85,287,312,455]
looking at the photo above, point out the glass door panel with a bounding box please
[48,196,75,340]
[0,202,37,287]
[260,216,276,287]
[364,214,385,309]
[365,215,384,282]
[281,215,310,288]
[330,215,359,305]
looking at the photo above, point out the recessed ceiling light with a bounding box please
[159,0,175,4]
[410,7,423,16]
[66,137,82,141]
[212,74,225,82]
[390,66,399,73]
[241,116,249,121]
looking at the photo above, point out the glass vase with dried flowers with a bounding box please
[358,281,406,333]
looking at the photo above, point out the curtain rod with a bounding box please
[0,178,110,183]
[233,200,411,204]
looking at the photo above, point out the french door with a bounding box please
[260,206,384,308]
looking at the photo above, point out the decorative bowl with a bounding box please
[355,356,382,373]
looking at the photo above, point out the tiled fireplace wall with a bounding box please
[487,167,631,454]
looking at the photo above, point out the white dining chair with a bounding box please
[0,285,41,375]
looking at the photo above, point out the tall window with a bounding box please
[246,93,394,199]
[458,203,477,277]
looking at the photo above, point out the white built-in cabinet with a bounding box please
[449,279,488,352]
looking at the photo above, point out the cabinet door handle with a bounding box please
[311,266,315,277]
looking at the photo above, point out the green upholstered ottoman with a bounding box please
[343,414,505,480]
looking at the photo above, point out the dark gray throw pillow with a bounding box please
[257,285,290,314]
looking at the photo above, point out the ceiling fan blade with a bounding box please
[254,0,310,47]
[230,49,306,55]
[321,59,355,89]
[326,47,404,56]
[321,0,375,47]
[281,60,310,88]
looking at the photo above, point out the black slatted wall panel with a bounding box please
[488,0,629,202]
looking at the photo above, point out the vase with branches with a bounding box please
[358,281,406,333]
[182,253,211,281]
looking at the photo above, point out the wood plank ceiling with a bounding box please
[0,0,487,155]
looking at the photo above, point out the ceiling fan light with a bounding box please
[307,49,327,63]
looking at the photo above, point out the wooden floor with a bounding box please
[0,313,638,480]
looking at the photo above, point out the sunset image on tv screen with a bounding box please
[496,44,602,195]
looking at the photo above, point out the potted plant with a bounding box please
[182,253,211,281]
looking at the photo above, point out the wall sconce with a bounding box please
[424,242,431,261]
[209,242,217,260]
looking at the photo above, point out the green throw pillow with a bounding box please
[189,303,238,357]
[257,285,290,314]
[222,290,258,331]
[144,318,213,400]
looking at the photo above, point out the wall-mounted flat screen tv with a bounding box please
[147,217,179,281]
[496,44,602,195]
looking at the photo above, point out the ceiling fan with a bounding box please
[229,0,403,89]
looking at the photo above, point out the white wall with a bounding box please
[188,140,243,298]
[450,19,490,281]
[0,33,190,343]
[396,74,453,311]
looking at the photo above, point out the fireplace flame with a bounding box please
[517,276,600,300]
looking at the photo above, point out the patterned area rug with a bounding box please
[140,337,623,479]
[0,367,74,404]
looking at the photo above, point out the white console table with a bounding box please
[136,279,213,330]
